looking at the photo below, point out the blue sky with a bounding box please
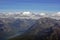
[0,0,60,13]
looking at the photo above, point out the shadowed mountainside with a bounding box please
[9,17,60,40]
[0,18,37,40]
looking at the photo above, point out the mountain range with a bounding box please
[7,17,60,40]
[0,12,60,40]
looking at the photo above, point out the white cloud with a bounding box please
[57,12,60,15]
[51,12,60,16]
[39,13,46,16]
[22,11,32,16]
